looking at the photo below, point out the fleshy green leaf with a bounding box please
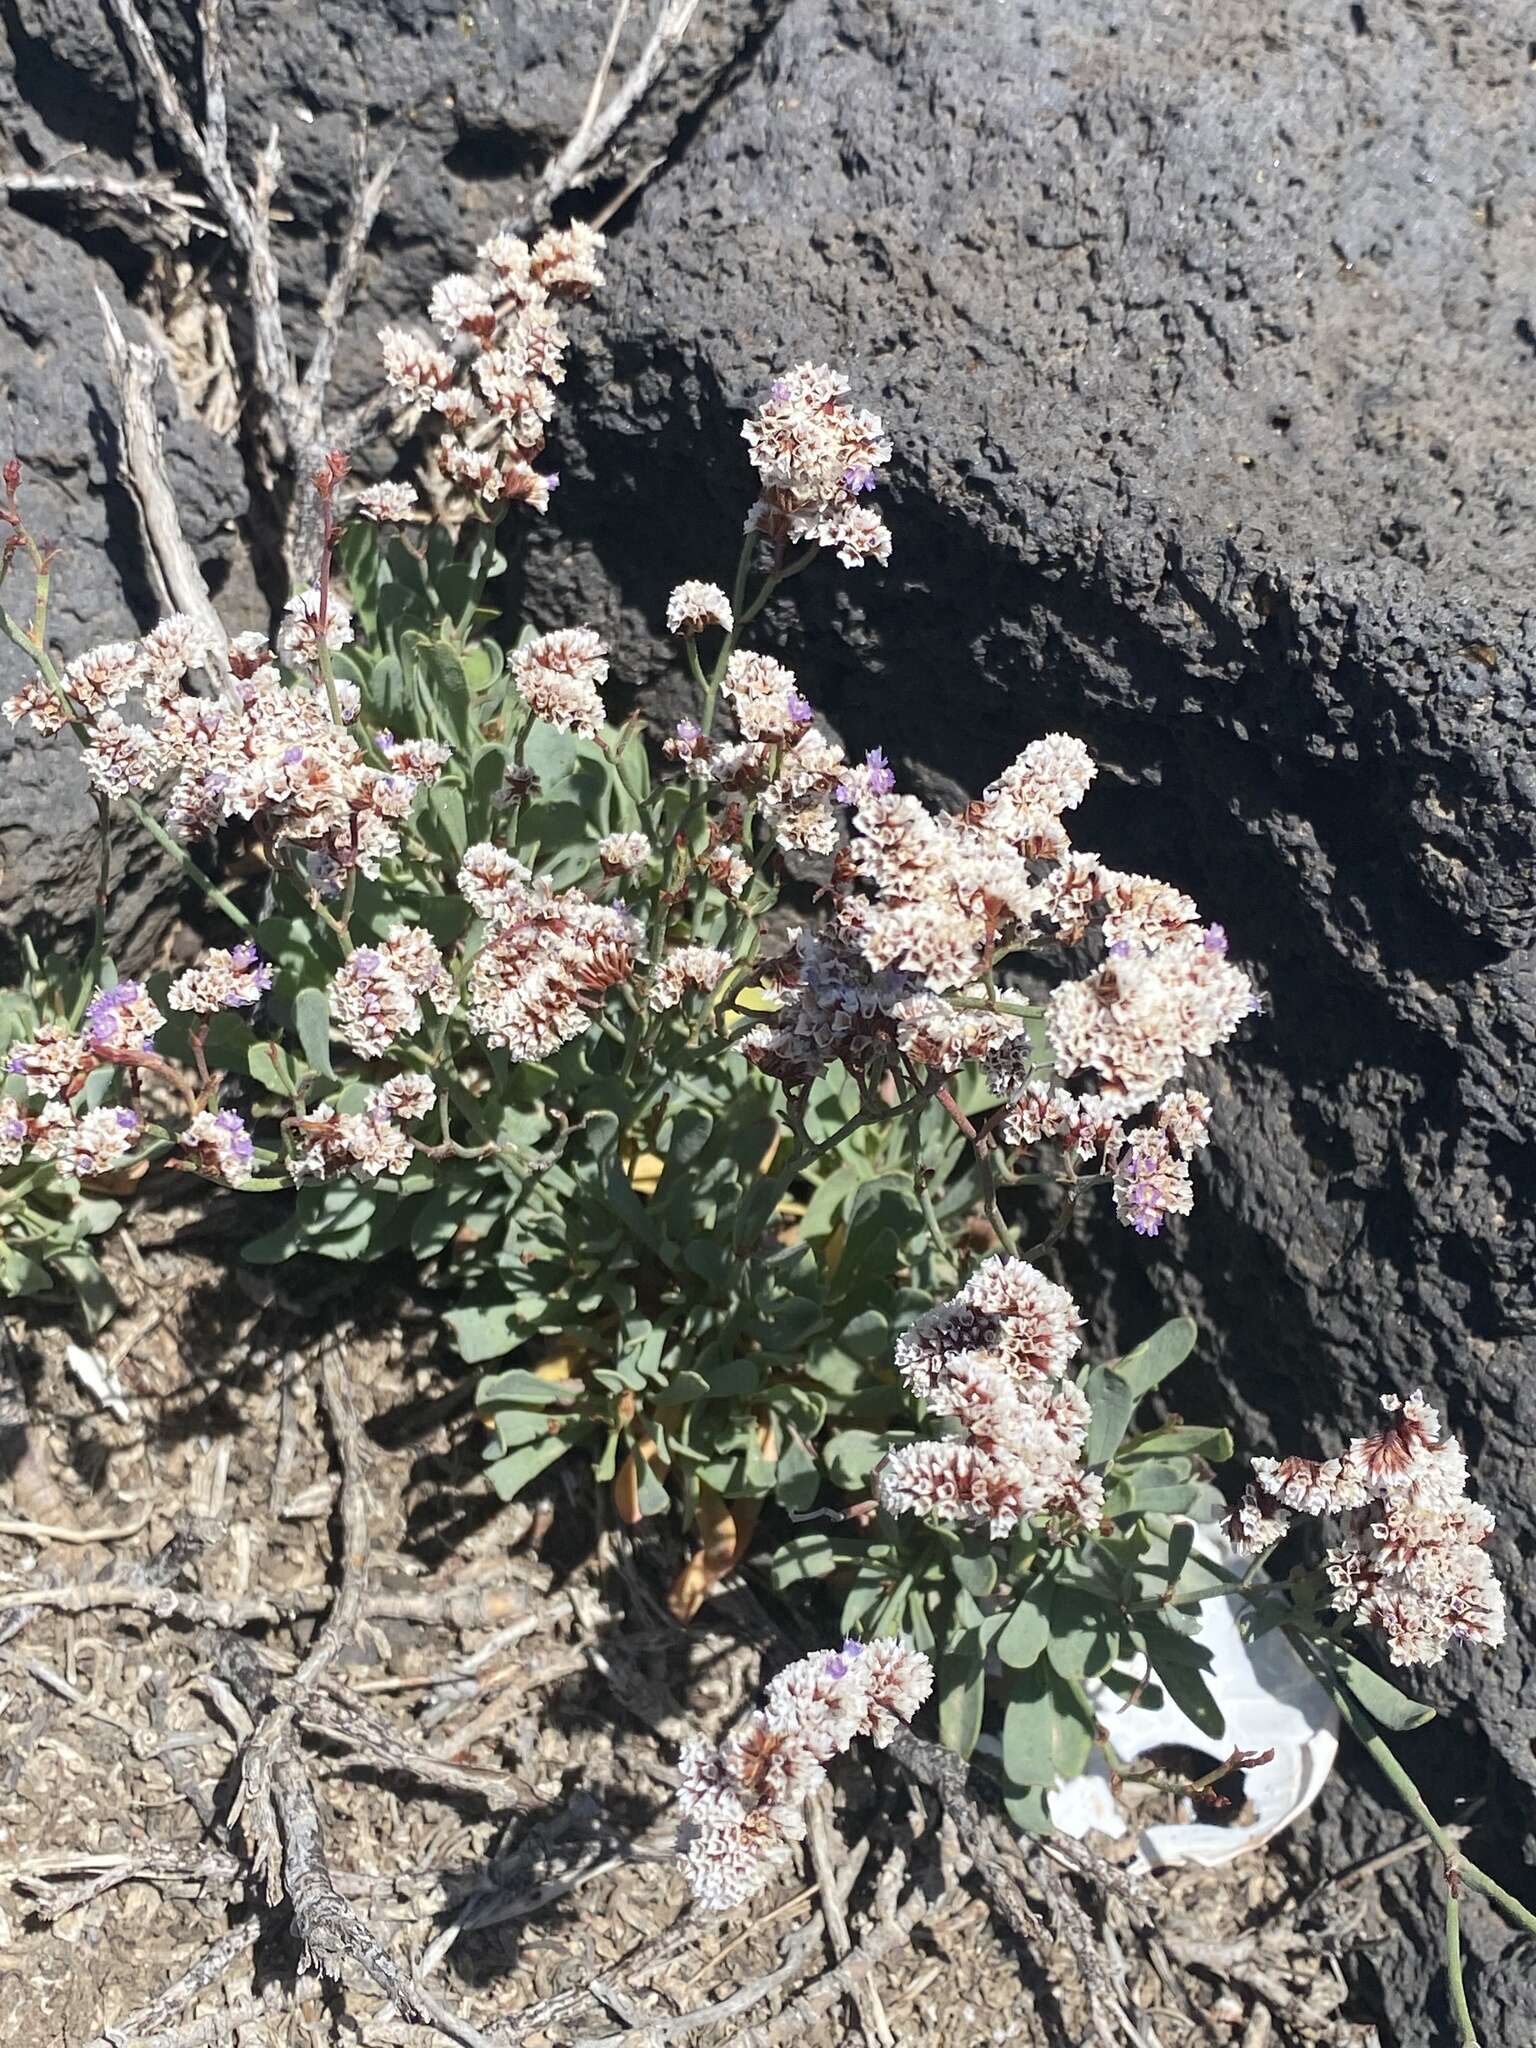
[292,987,334,1079]
[1311,1639,1437,1732]
[996,1594,1051,1670]
[1111,1317,1198,1400]
[485,1434,569,1501]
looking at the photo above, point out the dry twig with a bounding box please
[523,0,701,225]
[95,289,232,675]
[805,1786,893,2045]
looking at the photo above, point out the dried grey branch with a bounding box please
[95,290,233,683]
[218,1636,498,2048]
[80,1919,262,2048]
[523,0,702,225]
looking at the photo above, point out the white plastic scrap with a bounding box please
[1048,1527,1338,1871]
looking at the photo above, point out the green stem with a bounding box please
[1445,1885,1480,2048]
[1298,1636,1536,1938]
[122,795,253,932]
[69,794,113,1026]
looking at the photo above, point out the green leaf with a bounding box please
[0,1241,52,1296]
[50,1248,118,1335]
[490,1407,558,1451]
[631,1448,671,1517]
[1001,1667,1056,1787]
[200,1010,257,1075]
[1082,1363,1138,1467]
[937,1626,987,1760]
[478,1367,573,1408]
[996,1594,1051,1671]
[447,1299,542,1364]
[775,1430,821,1513]
[1002,1784,1055,1834]
[951,1547,998,1600]
[1311,1639,1437,1732]
[765,1533,870,1589]
[413,638,473,747]
[426,781,469,862]
[485,1434,569,1501]
[1122,1423,1233,1463]
[823,1429,887,1490]
[1142,1623,1226,1741]
[247,1040,305,1099]
[1111,1316,1197,1400]
[1045,1586,1118,1681]
[292,987,334,1079]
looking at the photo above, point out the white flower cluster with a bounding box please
[457,843,641,1058]
[677,1637,932,1909]
[331,927,456,1059]
[288,1074,437,1183]
[510,628,609,738]
[742,363,893,567]
[1226,1393,1506,1667]
[379,223,603,514]
[3,614,449,890]
[878,1258,1101,1538]
[729,712,1253,1233]
[645,945,732,1015]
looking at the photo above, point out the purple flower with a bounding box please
[864,747,894,795]
[786,689,814,726]
[115,1108,141,1133]
[841,464,880,495]
[6,1054,23,1074]
[229,941,274,1000]
[86,982,156,1052]
[282,745,304,765]
[215,1109,254,1164]
[840,1638,865,1661]
[769,378,792,403]
[675,718,701,744]
[824,1655,848,1680]
[1108,938,1131,959]
[1202,924,1228,955]
[544,471,560,493]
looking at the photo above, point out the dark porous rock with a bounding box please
[510,2,1536,2035]
[0,208,248,973]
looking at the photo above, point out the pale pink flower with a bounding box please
[596,831,650,875]
[511,628,609,736]
[5,1021,93,1100]
[1228,1392,1505,1667]
[529,221,605,297]
[428,272,496,340]
[679,1637,931,1909]
[353,481,419,522]
[180,1108,255,1185]
[279,588,354,667]
[666,581,734,636]
[3,674,70,737]
[80,711,165,798]
[31,1101,140,1177]
[374,1072,437,1122]
[62,641,143,720]
[646,945,732,1014]
[379,327,458,403]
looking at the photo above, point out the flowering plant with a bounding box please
[0,229,1524,2021]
